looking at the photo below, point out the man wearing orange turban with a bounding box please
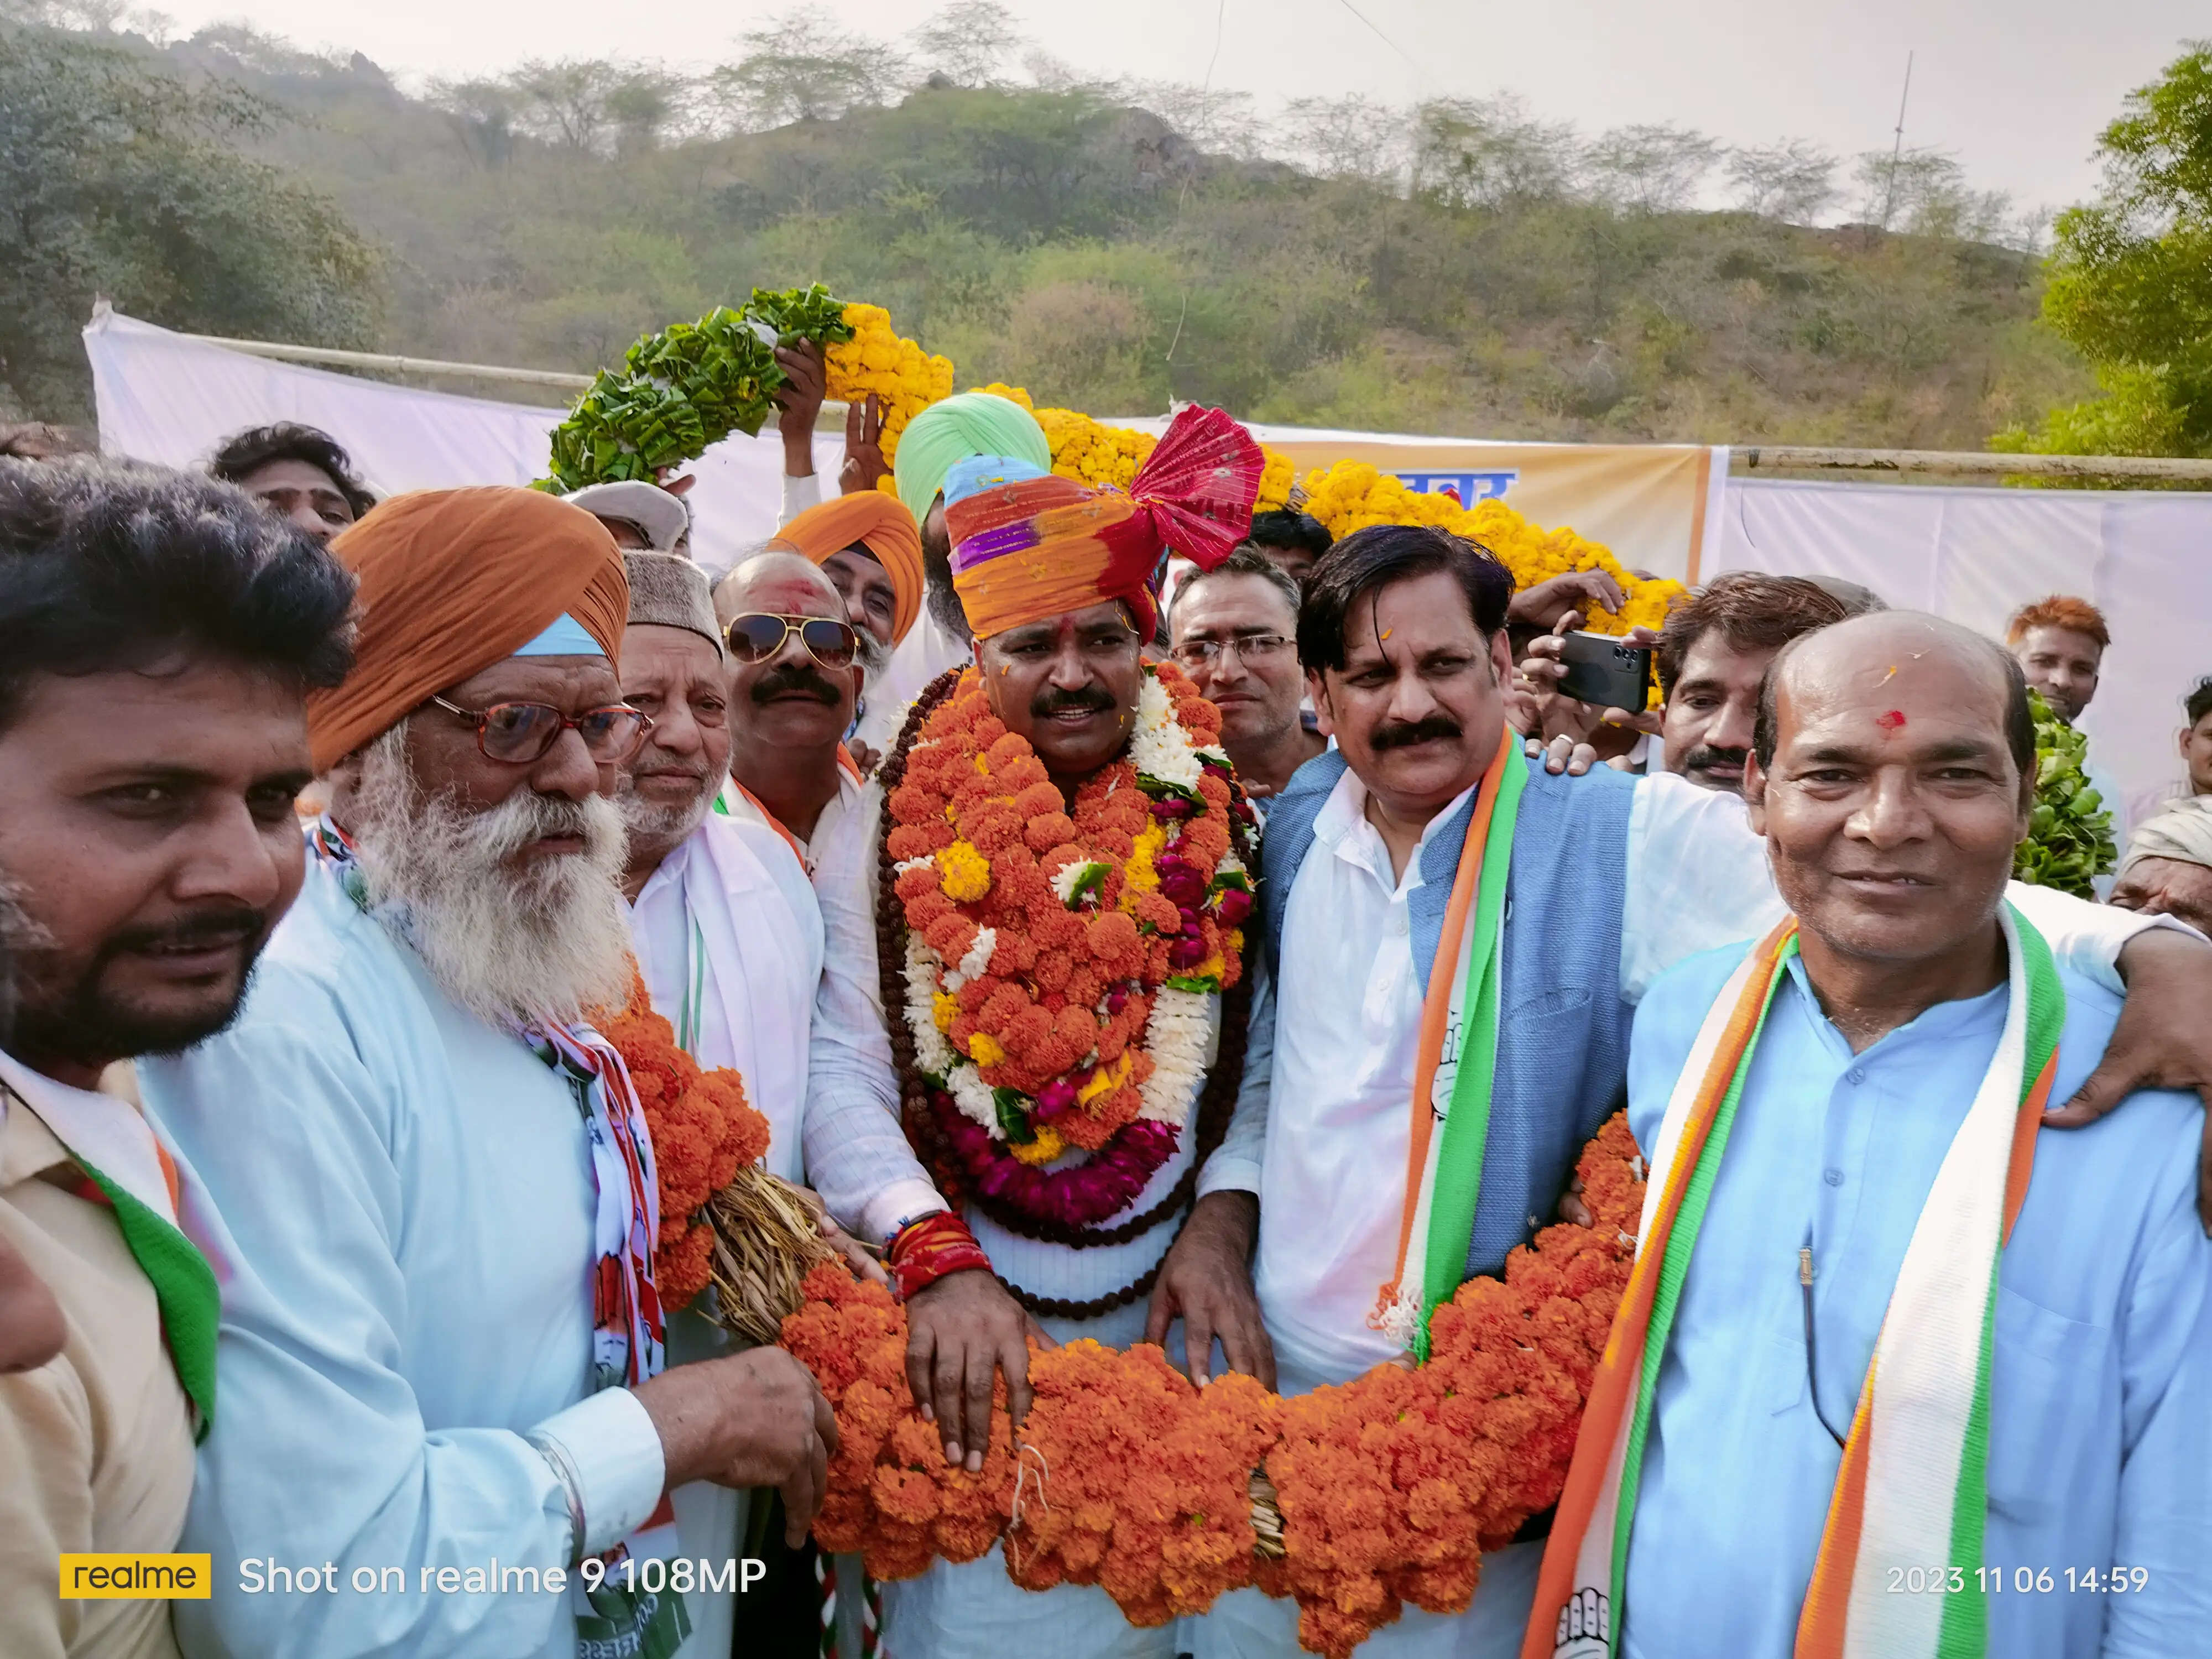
[769,492,925,650]
[141,485,838,1658]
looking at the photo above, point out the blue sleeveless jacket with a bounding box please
[1256,748,1637,1279]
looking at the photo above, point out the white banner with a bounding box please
[1710,477,2212,839]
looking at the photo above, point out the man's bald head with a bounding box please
[1755,611,2034,780]
[713,548,842,630]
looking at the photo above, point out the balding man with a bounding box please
[1529,613,2211,1659]
[142,490,836,1659]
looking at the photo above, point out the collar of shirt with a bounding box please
[1311,766,1479,902]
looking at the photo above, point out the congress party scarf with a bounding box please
[308,820,690,1657]
[1525,904,2062,1659]
[1369,726,1526,1360]
[0,1053,220,1439]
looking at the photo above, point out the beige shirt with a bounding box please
[0,1076,192,1659]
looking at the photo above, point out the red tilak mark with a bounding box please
[1876,709,1907,733]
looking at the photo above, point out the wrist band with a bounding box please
[525,1429,589,1567]
[886,1210,992,1302]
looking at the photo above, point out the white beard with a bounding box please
[616,756,728,852]
[347,729,635,1028]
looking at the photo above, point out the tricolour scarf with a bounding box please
[1370,726,1526,1359]
[308,818,690,1656]
[1524,903,2062,1659]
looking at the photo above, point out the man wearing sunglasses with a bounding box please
[140,489,836,1659]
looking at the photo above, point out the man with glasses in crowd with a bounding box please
[140,488,839,1659]
[1167,546,1325,805]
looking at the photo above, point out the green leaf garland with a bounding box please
[2012,686,2119,897]
[539,285,857,492]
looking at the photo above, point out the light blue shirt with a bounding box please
[140,864,677,1658]
[1620,943,2211,1659]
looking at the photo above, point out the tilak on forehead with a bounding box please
[942,404,1265,641]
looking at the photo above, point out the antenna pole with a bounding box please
[1883,50,1914,229]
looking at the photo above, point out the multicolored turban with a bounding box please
[768,493,926,644]
[307,487,627,771]
[942,404,1264,641]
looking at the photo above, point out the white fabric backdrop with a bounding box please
[1711,478,2212,829]
[85,309,818,574]
[86,310,2212,822]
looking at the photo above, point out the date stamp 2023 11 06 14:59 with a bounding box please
[1886,1566,2153,1596]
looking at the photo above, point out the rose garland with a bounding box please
[599,984,773,1310]
[778,1110,1647,1658]
[880,662,1254,1239]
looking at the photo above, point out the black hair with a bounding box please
[1296,523,1515,673]
[1245,510,1333,560]
[1168,545,1303,632]
[0,457,357,733]
[1752,620,2034,777]
[2187,675,2212,728]
[208,422,376,520]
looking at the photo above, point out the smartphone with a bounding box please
[1554,630,1653,712]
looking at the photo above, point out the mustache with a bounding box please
[751,665,843,706]
[102,906,267,956]
[1368,715,1463,752]
[1682,744,1749,773]
[1031,687,1117,719]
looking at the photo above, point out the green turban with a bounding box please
[893,393,1052,528]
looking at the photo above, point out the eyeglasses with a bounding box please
[724,612,860,670]
[1171,633,1295,669]
[426,695,654,765]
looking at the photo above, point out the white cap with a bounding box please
[565,480,691,552]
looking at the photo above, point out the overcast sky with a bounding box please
[143,0,2200,212]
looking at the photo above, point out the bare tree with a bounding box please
[1126,80,1265,158]
[1581,123,1719,212]
[1851,145,2018,242]
[1726,138,1837,222]
[911,1,1024,87]
[1411,95,1579,207]
[429,76,520,167]
[1277,96,1410,183]
[506,58,631,152]
[707,8,907,132]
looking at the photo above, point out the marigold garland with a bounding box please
[561,294,1686,638]
[600,983,772,1310]
[883,661,1253,1235]
[778,1110,1647,1657]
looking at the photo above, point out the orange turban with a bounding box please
[307,487,628,771]
[769,493,925,644]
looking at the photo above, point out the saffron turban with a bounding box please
[769,493,926,644]
[944,404,1264,642]
[307,487,628,771]
[891,392,1051,527]
[2121,798,2212,877]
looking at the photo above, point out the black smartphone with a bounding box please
[1554,630,1653,712]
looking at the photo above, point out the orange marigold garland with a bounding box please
[601,982,772,1310]
[779,1111,1647,1657]
[885,661,1254,1237]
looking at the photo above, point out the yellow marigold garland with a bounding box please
[815,301,1686,634]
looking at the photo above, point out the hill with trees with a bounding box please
[1,3,2115,451]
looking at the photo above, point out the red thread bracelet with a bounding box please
[887,1211,992,1302]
